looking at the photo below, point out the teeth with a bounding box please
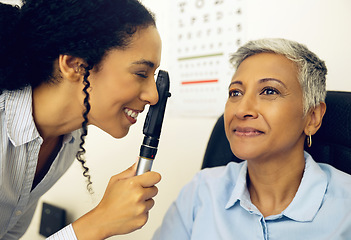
[124,108,139,119]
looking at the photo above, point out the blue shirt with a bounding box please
[0,87,81,239]
[153,152,351,240]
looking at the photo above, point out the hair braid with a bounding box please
[76,66,93,194]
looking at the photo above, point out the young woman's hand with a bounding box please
[72,163,161,240]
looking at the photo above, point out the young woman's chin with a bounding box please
[90,122,131,139]
[109,127,130,139]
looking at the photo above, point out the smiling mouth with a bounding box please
[234,127,264,137]
[124,108,140,123]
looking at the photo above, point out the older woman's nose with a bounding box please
[234,95,259,120]
[140,77,159,106]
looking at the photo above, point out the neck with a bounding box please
[32,82,84,140]
[247,151,305,217]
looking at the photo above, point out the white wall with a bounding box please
[19,0,351,239]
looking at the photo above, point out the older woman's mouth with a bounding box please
[234,127,264,137]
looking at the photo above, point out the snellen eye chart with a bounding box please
[168,0,246,117]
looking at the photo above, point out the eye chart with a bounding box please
[168,0,246,117]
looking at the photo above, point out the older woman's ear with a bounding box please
[304,102,327,136]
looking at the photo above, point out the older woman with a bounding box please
[153,38,351,239]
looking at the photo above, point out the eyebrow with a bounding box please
[132,59,155,68]
[228,78,287,89]
[259,78,287,88]
[228,80,242,89]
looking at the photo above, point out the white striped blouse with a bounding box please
[0,87,81,239]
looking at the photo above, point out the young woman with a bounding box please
[153,38,351,239]
[0,0,162,239]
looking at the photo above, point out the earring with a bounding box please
[75,66,86,75]
[306,132,312,148]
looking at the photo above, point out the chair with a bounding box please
[201,91,351,175]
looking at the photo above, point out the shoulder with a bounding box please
[172,161,245,224]
[2,87,32,107]
[195,161,245,185]
[178,161,245,202]
[319,163,351,198]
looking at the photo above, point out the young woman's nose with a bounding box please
[140,77,159,106]
[234,94,259,120]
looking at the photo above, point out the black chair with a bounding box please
[201,91,351,175]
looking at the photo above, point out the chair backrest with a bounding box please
[201,91,351,175]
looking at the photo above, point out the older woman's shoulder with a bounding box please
[176,161,246,207]
[186,161,247,195]
[318,163,351,198]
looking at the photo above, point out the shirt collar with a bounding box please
[225,161,249,209]
[225,152,328,222]
[282,151,328,222]
[4,87,78,147]
[5,86,40,146]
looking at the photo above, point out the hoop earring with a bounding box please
[306,133,312,148]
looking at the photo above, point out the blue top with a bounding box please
[153,152,351,240]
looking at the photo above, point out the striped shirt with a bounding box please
[0,87,81,239]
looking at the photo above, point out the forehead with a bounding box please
[127,26,162,66]
[232,53,299,86]
[100,26,162,69]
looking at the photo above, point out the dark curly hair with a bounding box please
[0,0,156,193]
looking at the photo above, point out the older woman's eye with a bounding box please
[229,89,242,98]
[261,87,280,95]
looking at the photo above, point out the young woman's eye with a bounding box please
[228,89,242,98]
[261,87,280,95]
[136,72,148,79]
